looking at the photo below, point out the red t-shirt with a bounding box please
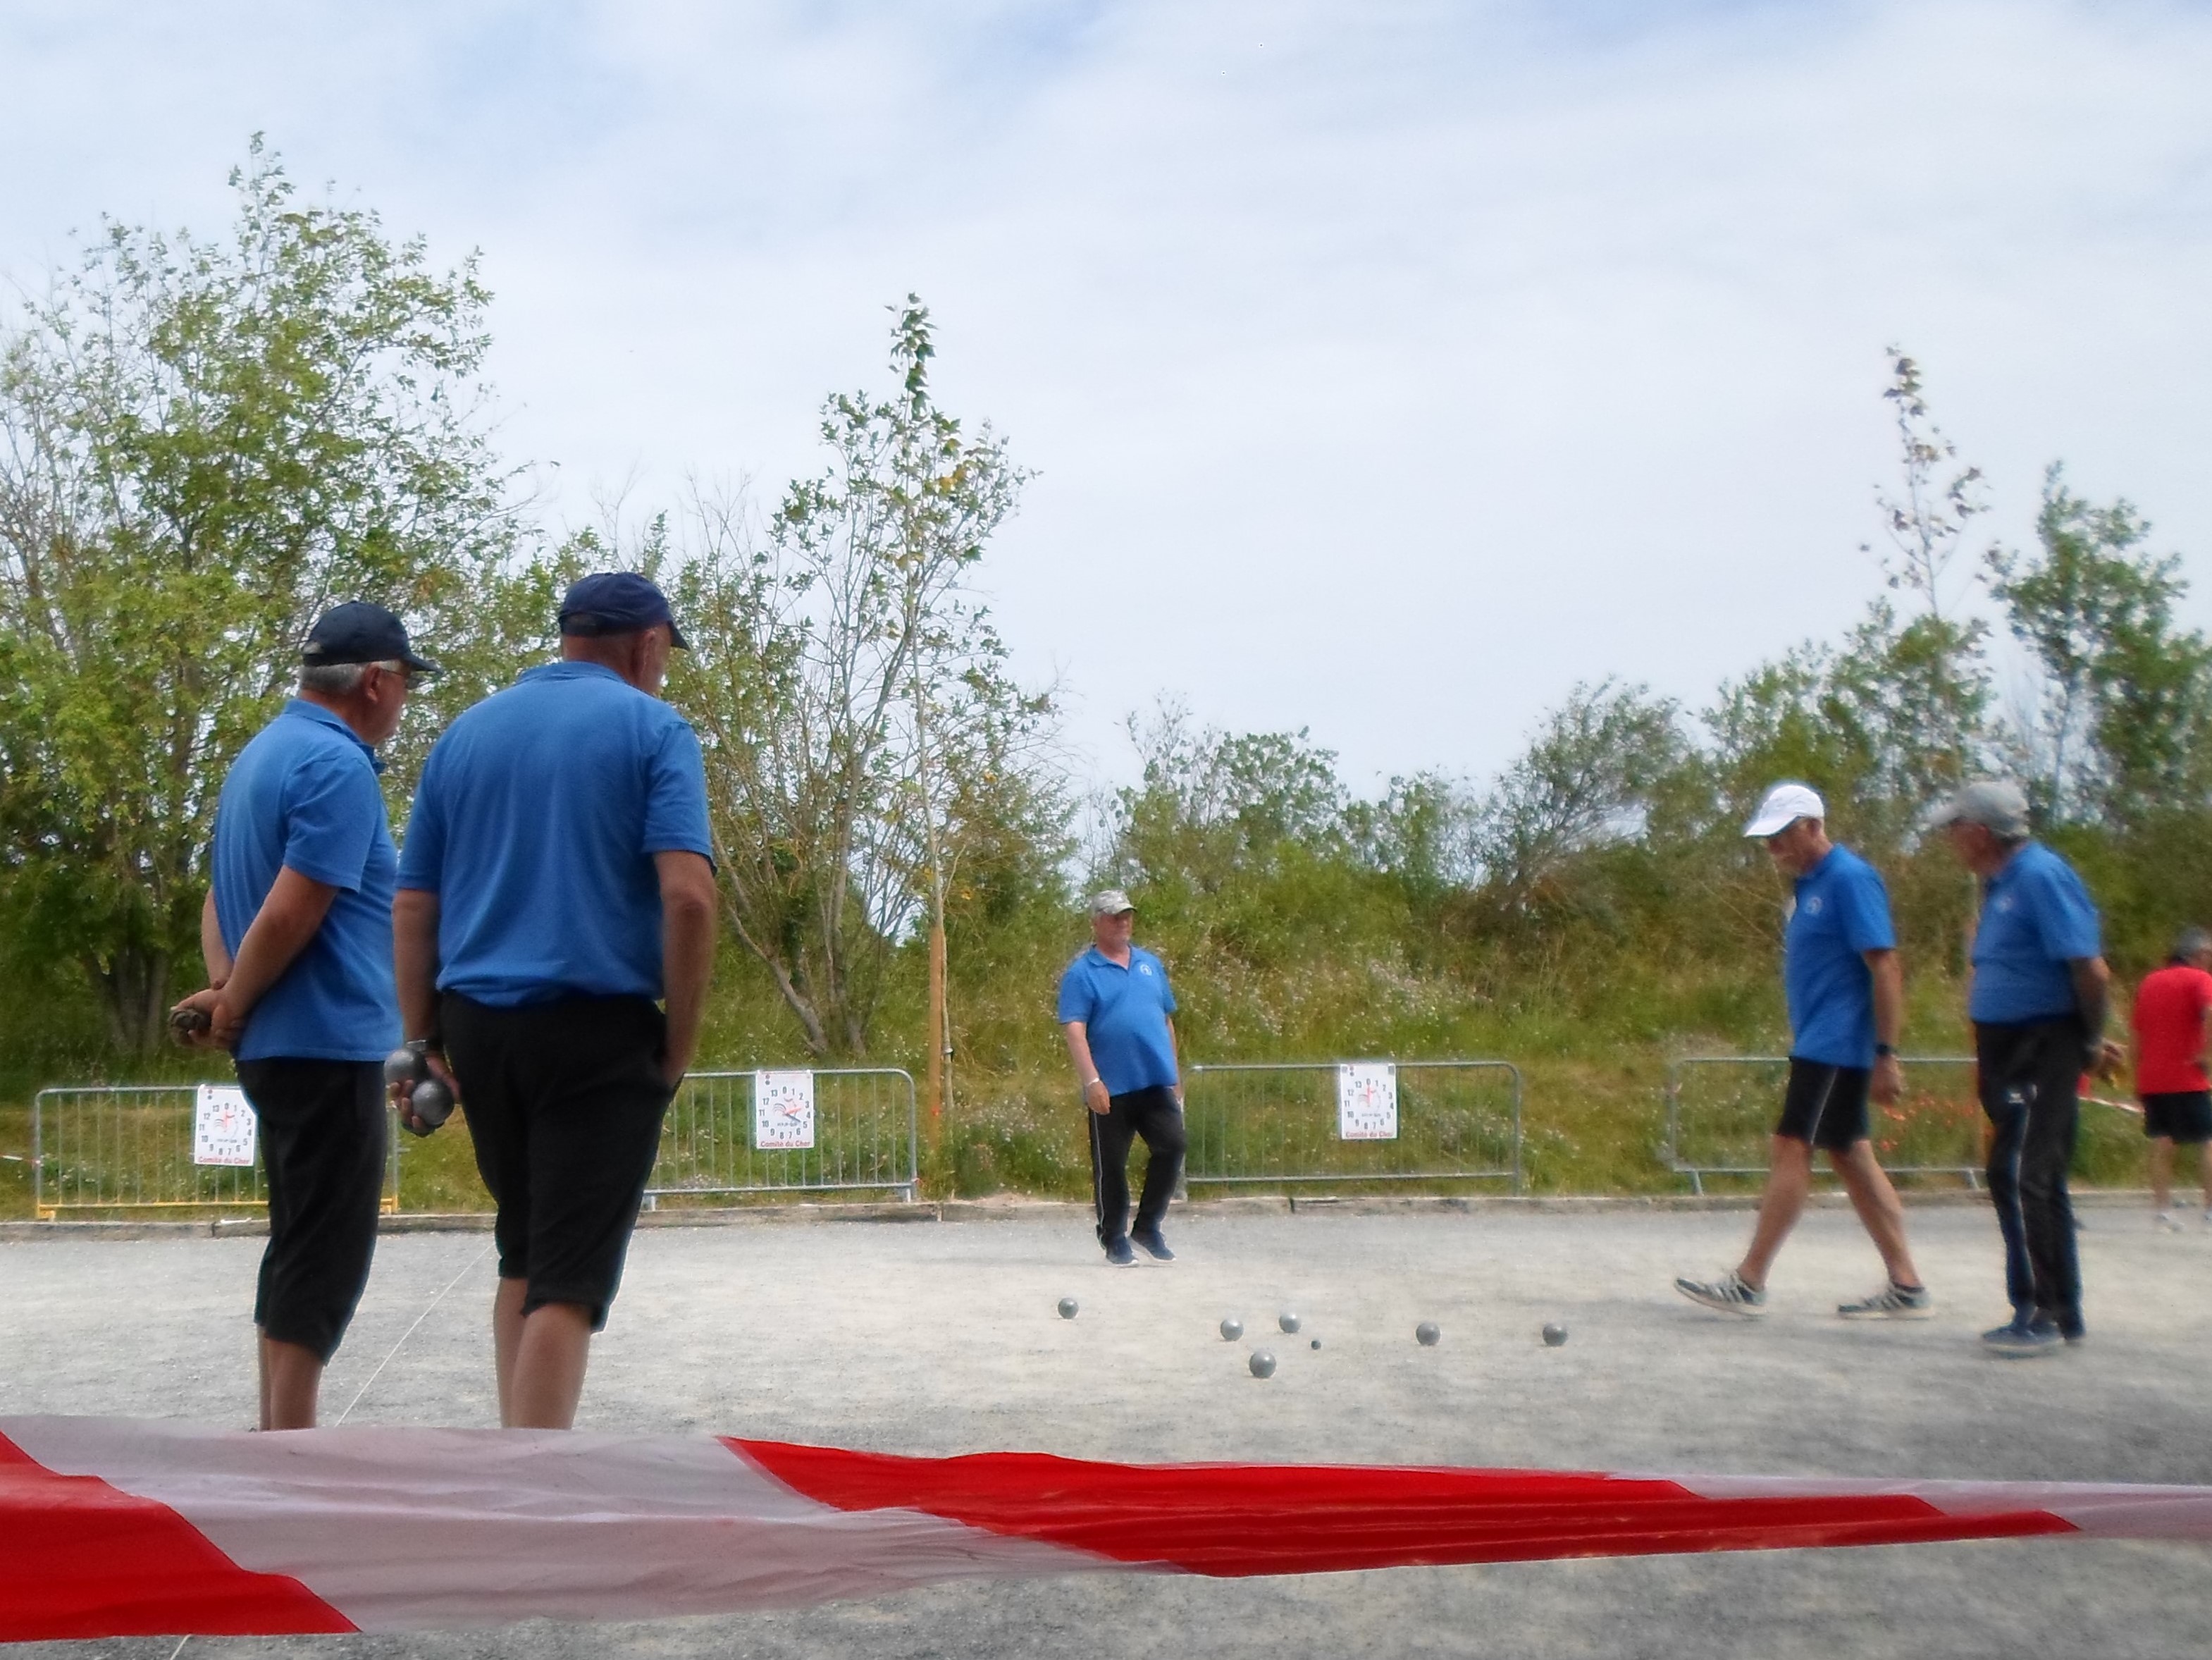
[2132,964,2212,1095]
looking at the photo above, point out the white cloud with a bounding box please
[4,0,2208,788]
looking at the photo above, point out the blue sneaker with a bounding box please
[1132,1228,1175,1262]
[1982,1315,2061,1358]
[1103,1236,1136,1267]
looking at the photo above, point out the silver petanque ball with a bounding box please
[1249,1349,1277,1379]
[1543,1322,1569,1347]
[1058,1298,1079,1320]
[382,1047,421,1087]
[1219,1317,1244,1341]
[1278,1312,1302,1334]
[1415,1321,1441,1347]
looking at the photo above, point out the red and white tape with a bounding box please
[4,1415,2208,1640]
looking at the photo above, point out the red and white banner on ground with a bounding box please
[4,1415,2208,1640]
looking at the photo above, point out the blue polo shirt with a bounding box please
[1783,845,1896,1069]
[397,663,714,1007]
[1970,840,2101,1024]
[211,701,401,1063]
[1056,945,1179,1095]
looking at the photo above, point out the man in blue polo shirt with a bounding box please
[1936,779,2118,1356]
[395,572,718,1428]
[172,601,434,1429]
[1058,890,1185,1265]
[1676,783,1930,1321]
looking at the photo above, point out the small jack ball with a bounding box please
[1415,1322,1441,1346]
[1278,1312,1302,1334]
[1219,1317,1244,1341]
[1249,1350,1277,1379]
[1543,1323,1569,1347]
[1058,1298,1078,1320]
[1310,1337,1321,1350]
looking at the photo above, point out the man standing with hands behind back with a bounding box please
[175,601,435,1430]
[1058,890,1186,1267]
[394,573,717,1428]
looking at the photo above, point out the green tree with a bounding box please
[0,141,522,1050]
[667,300,1049,1058]
[1987,467,2212,825]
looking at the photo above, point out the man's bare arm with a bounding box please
[1864,949,1905,1104]
[2071,957,2119,1075]
[394,888,443,1045]
[207,868,340,1047]
[655,851,719,1088]
[200,889,232,985]
[1063,1022,1111,1115]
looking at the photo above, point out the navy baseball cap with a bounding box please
[557,572,688,648]
[301,602,438,674]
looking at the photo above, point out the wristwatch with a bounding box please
[1873,1044,1896,1058]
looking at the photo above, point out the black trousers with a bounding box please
[442,992,673,1330]
[233,1058,387,1365]
[1088,1084,1185,1246]
[1977,1017,2084,1332]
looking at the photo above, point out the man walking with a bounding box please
[1676,784,1931,1320]
[2130,926,2212,1231]
[1936,779,2117,1356]
[1058,890,1186,1266]
[394,573,717,1428]
[174,602,433,1429]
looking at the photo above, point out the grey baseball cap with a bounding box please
[2174,926,2212,963]
[1929,779,2032,839]
[1089,888,1135,917]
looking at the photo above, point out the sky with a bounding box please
[4,0,2210,793]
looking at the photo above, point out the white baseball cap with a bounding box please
[1743,782,1825,838]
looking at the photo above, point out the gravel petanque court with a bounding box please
[3,1200,2210,1658]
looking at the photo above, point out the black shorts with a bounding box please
[2142,1090,2212,1144]
[441,992,673,1330]
[1774,1059,1872,1152]
[233,1058,387,1364]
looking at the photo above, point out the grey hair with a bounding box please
[298,660,402,696]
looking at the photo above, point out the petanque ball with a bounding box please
[1219,1317,1244,1341]
[1249,1350,1277,1379]
[1058,1298,1079,1320]
[1278,1312,1302,1334]
[1310,1337,1321,1350]
[410,1077,454,1129]
[1543,1322,1569,1347]
[382,1047,422,1087]
[1416,1321,1441,1347]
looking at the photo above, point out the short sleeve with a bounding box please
[280,750,383,892]
[1835,864,1896,955]
[397,743,448,892]
[2030,862,2101,961]
[1056,962,1094,1025]
[642,717,715,863]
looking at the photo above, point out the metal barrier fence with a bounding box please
[1182,1060,1522,1192]
[643,1068,919,1205]
[32,1085,401,1219]
[1662,1056,1982,1195]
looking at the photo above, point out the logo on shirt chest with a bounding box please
[1803,896,1824,916]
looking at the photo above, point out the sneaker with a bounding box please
[1103,1236,1136,1267]
[1838,1281,1934,1320]
[1982,1315,2062,1358]
[2202,1207,2212,1230]
[2156,1211,2185,1232]
[1132,1228,1175,1262]
[1674,1270,1767,1317]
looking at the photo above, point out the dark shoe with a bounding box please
[1103,1236,1136,1266]
[1132,1229,1175,1262]
[1982,1315,2061,1358]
